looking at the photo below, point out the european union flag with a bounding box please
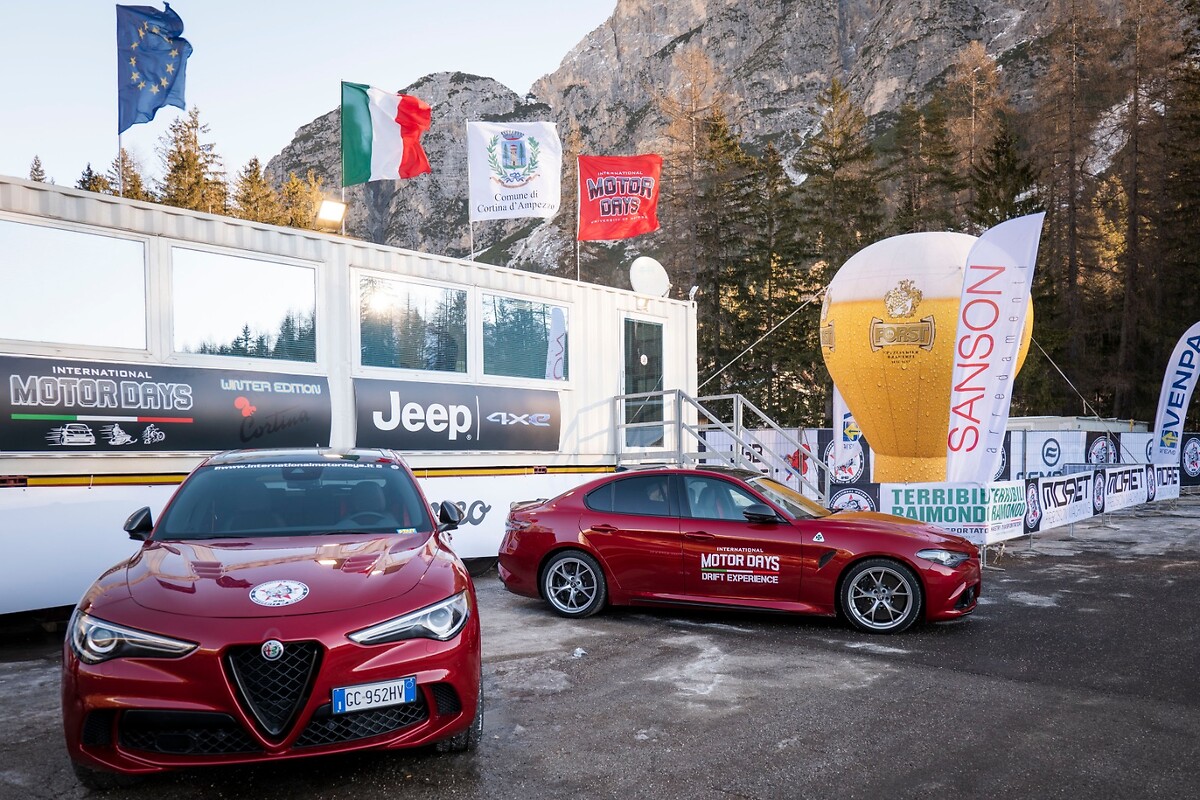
[116,4,193,134]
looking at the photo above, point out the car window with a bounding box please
[605,476,672,517]
[584,483,613,512]
[156,463,435,539]
[683,476,758,521]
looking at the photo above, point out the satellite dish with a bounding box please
[629,256,670,297]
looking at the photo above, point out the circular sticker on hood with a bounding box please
[249,580,310,607]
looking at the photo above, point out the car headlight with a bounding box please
[916,548,973,568]
[348,592,470,645]
[69,609,197,665]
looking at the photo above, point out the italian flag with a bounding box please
[340,82,432,186]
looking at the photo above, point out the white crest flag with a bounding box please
[945,213,1045,483]
[466,121,562,221]
[1150,321,1200,464]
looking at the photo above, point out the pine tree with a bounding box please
[279,170,325,230]
[968,117,1041,229]
[28,156,46,183]
[76,163,113,194]
[648,47,735,296]
[1025,0,1121,415]
[694,111,759,392]
[1159,0,1200,428]
[233,158,285,225]
[794,78,886,291]
[106,148,153,201]
[1108,0,1187,419]
[158,107,228,214]
[937,41,1009,225]
[887,99,964,233]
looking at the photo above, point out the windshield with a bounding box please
[745,475,829,520]
[156,462,435,540]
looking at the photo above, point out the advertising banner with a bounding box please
[1085,431,1119,465]
[466,121,562,221]
[1024,473,1095,534]
[0,355,330,453]
[946,213,1045,483]
[1181,433,1200,486]
[1151,464,1181,501]
[354,378,560,451]
[576,154,663,241]
[880,481,1026,544]
[1151,321,1200,464]
[828,484,882,513]
[1098,464,1150,513]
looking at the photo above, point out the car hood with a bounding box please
[825,511,974,548]
[126,533,437,617]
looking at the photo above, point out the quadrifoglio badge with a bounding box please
[249,580,309,607]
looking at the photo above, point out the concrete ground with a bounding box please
[2,496,1198,799]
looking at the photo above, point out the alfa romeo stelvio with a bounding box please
[62,448,480,789]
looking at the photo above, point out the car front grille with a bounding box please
[225,641,321,739]
[294,697,429,748]
[119,710,261,755]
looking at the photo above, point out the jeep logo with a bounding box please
[372,391,472,440]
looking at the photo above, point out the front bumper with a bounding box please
[62,601,481,776]
[921,556,982,622]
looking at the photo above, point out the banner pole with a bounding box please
[117,134,124,197]
[575,155,581,282]
[465,117,475,261]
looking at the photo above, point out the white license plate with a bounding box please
[331,676,416,714]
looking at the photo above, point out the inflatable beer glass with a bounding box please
[820,233,1031,482]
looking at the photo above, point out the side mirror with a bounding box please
[124,507,154,541]
[437,501,464,532]
[743,503,780,524]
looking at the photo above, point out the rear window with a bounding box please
[156,462,434,539]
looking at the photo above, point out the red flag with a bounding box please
[577,155,662,241]
[394,94,432,179]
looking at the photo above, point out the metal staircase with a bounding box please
[613,389,831,503]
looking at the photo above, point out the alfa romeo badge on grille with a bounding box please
[261,640,285,661]
[249,580,310,607]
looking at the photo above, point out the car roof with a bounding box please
[616,464,767,482]
[204,448,408,467]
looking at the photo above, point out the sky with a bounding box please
[0,1,617,186]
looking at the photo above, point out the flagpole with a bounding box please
[575,155,581,282]
[117,134,124,197]
[465,117,475,261]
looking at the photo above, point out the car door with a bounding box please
[579,474,684,598]
[680,475,803,605]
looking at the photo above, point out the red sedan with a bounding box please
[62,449,481,790]
[499,466,980,634]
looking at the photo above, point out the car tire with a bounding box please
[435,681,483,754]
[541,550,607,618]
[71,761,142,790]
[840,558,923,634]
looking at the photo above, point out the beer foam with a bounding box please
[827,232,976,303]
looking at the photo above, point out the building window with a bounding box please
[482,294,569,380]
[359,276,466,373]
[172,248,316,362]
[0,219,146,349]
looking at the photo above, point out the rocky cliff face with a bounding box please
[266,0,1088,274]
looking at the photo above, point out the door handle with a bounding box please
[683,531,714,540]
[591,524,618,533]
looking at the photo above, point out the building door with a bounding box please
[623,317,664,447]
